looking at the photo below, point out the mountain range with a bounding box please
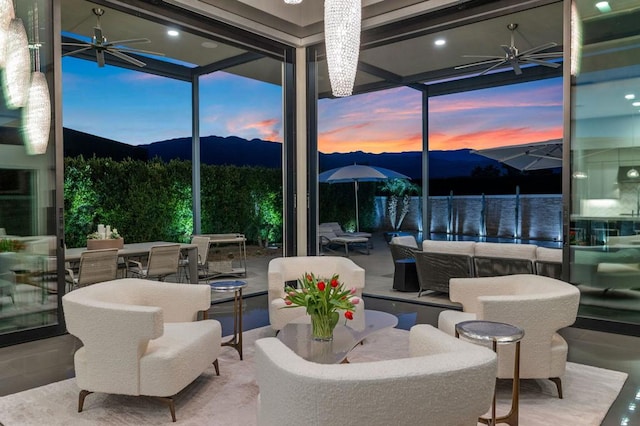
[63,128,503,179]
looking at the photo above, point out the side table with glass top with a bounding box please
[209,280,247,360]
[455,320,524,426]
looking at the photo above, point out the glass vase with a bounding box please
[310,313,335,341]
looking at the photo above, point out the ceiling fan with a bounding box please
[454,23,562,76]
[62,8,164,68]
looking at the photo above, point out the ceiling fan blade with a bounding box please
[517,42,558,57]
[96,49,105,67]
[526,52,563,59]
[62,46,93,56]
[478,59,508,76]
[106,38,151,46]
[454,58,503,70]
[461,54,503,59]
[511,60,522,75]
[106,49,147,67]
[520,58,561,68]
[115,46,166,57]
[61,42,92,47]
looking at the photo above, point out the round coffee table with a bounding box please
[455,320,524,426]
[209,280,248,360]
[277,310,398,364]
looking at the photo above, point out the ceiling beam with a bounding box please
[192,52,265,76]
[358,62,428,92]
[320,60,562,99]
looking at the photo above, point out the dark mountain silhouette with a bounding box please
[319,149,502,179]
[62,128,516,179]
[141,135,283,169]
[63,128,147,161]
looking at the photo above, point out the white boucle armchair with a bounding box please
[62,278,222,422]
[268,256,365,331]
[255,324,497,426]
[438,274,580,398]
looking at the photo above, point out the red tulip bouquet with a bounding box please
[283,272,359,341]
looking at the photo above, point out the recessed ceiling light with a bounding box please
[625,94,636,100]
[595,1,611,13]
[434,39,446,46]
[201,41,218,49]
[633,102,640,107]
[167,29,179,37]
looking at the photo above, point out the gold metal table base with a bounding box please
[478,340,520,426]
[209,280,246,360]
[220,287,244,360]
[455,320,523,426]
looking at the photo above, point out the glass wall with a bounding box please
[0,1,59,337]
[197,70,284,249]
[316,87,422,232]
[570,0,640,326]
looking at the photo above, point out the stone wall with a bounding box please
[374,194,563,241]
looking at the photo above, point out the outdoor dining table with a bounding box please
[65,241,199,284]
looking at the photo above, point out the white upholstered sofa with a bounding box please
[268,256,365,331]
[62,278,222,422]
[438,274,580,398]
[254,324,497,426]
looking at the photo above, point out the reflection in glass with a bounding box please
[570,0,640,326]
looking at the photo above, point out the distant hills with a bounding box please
[63,128,505,179]
[63,128,147,161]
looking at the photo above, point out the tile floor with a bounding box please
[0,233,639,425]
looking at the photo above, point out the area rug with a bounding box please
[0,327,627,426]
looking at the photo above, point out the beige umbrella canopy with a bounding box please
[471,139,562,171]
[319,164,410,232]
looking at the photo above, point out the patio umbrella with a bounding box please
[319,164,410,231]
[471,139,562,171]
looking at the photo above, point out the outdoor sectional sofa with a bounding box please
[407,240,562,295]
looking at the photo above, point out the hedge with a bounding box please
[64,157,283,248]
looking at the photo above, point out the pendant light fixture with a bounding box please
[283,0,361,96]
[2,5,30,109]
[0,0,14,67]
[23,4,51,155]
[324,0,361,97]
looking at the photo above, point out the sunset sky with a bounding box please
[63,57,562,153]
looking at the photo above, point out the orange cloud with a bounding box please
[429,127,562,151]
[243,118,281,141]
[320,131,422,153]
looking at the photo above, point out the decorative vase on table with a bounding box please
[283,272,359,342]
[310,311,339,341]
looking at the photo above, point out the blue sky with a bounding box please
[63,57,562,152]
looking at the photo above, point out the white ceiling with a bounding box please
[58,0,640,124]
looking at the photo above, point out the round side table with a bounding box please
[209,280,248,360]
[455,320,524,426]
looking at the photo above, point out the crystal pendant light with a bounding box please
[324,0,361,97]
[23,4,50,155]
[0,0,14,67]
[2,16,30,108]
[23,72,50,155]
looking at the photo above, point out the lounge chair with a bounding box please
[321,222,373,248]
[318,225,369,256]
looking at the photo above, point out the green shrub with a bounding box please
[64,157,282,248]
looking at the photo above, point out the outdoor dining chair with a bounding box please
[66,248,119,290]
[179,236,211,283]
[127,244,181,282]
